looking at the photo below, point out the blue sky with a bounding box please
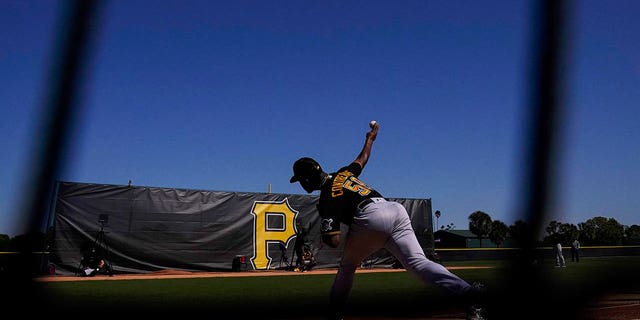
[1,1,638,237]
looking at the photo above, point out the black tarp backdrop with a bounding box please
[50,181,433,274]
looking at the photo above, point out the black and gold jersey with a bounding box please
[317,162,383,235]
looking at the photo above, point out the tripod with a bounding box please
[76,221,113,276]
[277,243,290,269]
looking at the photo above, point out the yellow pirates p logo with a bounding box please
[250,198,298,269]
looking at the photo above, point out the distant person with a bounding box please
[571,239,580,262]
[293,225,307,267]
[554,242,566,267]
[81,256,105,276]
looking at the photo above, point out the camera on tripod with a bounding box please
[77,214,113,277]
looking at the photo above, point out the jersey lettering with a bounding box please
[331,170,352,197]
[343,177,372,196]
[332,170,372,197]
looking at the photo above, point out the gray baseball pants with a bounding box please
[330,198,472,310]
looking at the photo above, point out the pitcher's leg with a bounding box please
[384,203,471,294]
[330,220,387,314]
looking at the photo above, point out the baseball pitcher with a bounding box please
[289,121,486,320]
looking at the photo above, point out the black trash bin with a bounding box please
[232,255,247,272]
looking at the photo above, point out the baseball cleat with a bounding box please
[466,304,487,320]
[464,282,488,320]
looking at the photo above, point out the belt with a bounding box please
[357,197,386,210]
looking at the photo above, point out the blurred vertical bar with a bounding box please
[494,1,571,319]
[7,0,101,311]
[524,0,569,254]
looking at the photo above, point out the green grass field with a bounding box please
[34,256,640,318]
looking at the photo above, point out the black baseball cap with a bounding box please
[290,157,322,183]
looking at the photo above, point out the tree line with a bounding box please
[3,212,639,252]
[0,231,50,253]
[465,211,640,247]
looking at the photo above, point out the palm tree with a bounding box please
[468,210,492,247]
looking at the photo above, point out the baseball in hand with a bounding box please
[369,120,377,128]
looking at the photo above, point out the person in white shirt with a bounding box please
[571,239,581,262]
[554,242,566,267]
